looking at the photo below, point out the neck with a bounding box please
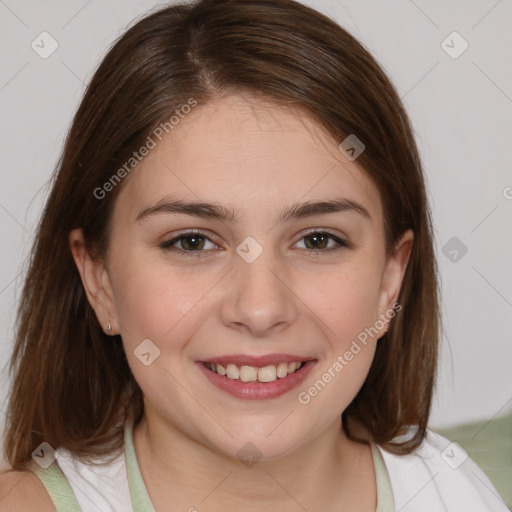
[132,406,376,512]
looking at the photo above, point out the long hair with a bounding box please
[3,0,439,469]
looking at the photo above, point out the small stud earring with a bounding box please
[107,323,112,335]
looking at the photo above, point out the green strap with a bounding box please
[31,461,83,512]
[372,443,396,512]
[28,422,156,512]
[124,420,157,511]
[125,425,394,512]
[31,426,393,512]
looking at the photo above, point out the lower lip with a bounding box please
[196,360,317,400]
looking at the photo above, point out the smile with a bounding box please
[204,361,305,383]
[196,356,317,400]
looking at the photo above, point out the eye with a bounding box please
[160,229,350,258]
[294,230,350,252]
[160,231,219,257]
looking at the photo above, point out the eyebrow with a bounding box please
[135,197,371,224]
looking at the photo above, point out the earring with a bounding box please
[107,323,112,335]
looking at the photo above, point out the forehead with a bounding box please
[115,94,383,225]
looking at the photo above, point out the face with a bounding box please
[71,94,412,461]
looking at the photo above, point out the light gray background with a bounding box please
[1,0,511,462]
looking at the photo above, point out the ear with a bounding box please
[69,228,119,335]
[376,229,414,334]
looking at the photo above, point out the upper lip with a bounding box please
[199,354,316,367]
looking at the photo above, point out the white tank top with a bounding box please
[54,443,134,512]
[33,417,395,512]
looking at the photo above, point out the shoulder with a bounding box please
[375,428,510,512]
[0,467,56,512]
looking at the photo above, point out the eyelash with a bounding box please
[160,230,350,258]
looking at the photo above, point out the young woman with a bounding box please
[1,0,508,511]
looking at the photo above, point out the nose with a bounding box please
[219,244,299,338]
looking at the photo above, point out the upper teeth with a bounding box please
[206,362,304,383]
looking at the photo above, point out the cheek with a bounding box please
[295,262,381,417]
[110,249,222,355]
[298,256,384,346]
[109,254,215,400]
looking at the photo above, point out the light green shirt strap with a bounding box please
[124,420,157,512]
[124,421,395,512]
[27,420,156,512]
[371,443,395,512]
[29,424,395,512]
[29,460,83,512]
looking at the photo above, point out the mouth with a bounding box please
[196,355,317,400]
[203,360,307,383]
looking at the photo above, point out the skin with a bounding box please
[70,94,413,511]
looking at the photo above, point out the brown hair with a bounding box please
[3,0,439,469]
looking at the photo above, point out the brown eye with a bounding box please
[295,231,349,251]
[160,231,218,256]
